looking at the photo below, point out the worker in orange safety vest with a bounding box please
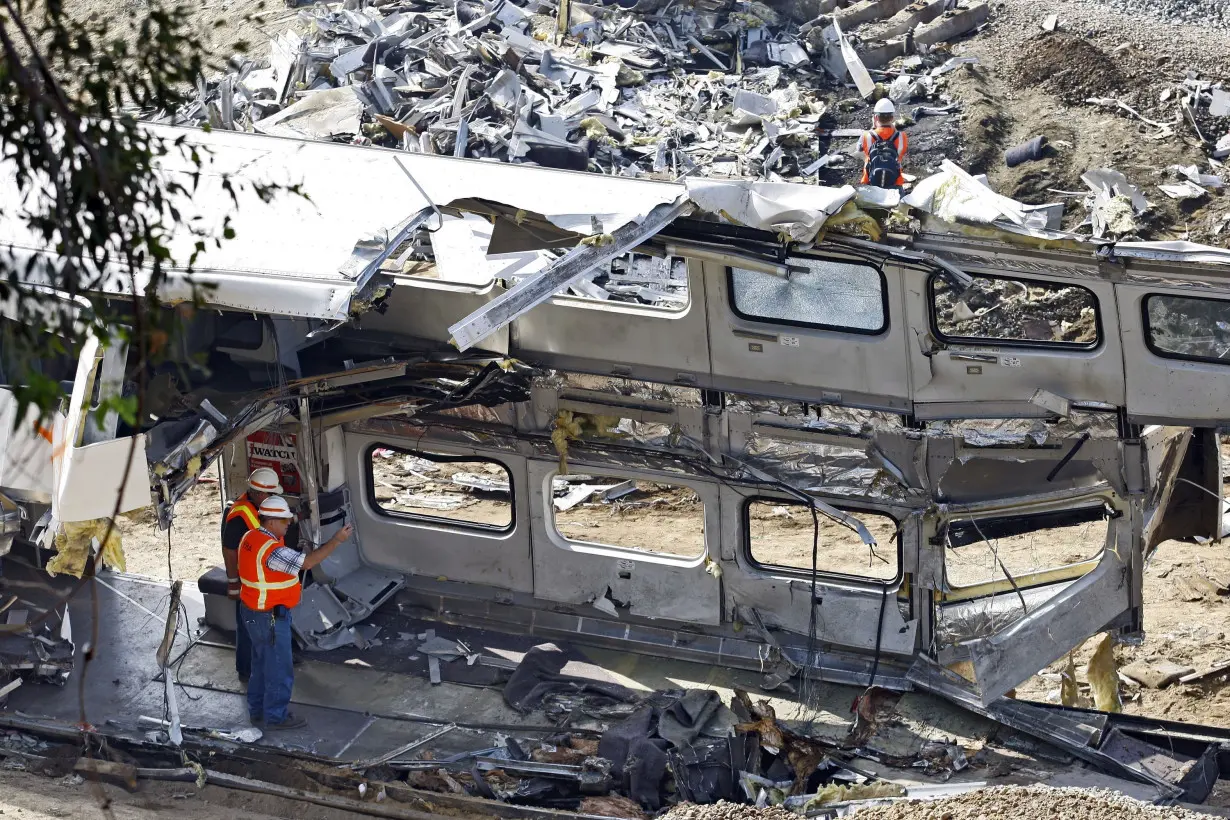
[238,495,353,730]
[859,98,908,190]
[220,467,283,683]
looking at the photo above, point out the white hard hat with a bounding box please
[248,467,284,494]
[257,495,295,519]
[874,98,896,116]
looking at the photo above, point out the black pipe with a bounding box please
[1006,135,1049,168]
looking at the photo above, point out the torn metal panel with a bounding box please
[684,178,855,242]
[252,86,369,139]
[831,20,876,98]
[963,503,1133,704]
[907,657,1182,798]
[448,198,692,351]
[904,161,1052,232]
[0,124,686,321]
[1103,240,1230,265]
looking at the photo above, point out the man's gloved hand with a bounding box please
[227,579,241,600]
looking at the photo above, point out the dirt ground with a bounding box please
[114,463,226,582]
[945,12,1230,246]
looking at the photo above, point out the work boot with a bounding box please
[249,713,264,726]
[267,712,307,730]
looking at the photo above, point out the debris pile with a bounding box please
[172,0,988,182]
[388,643,973,814]
[932,275,1099,344]
[0,592,73,696]
[824,784,1212,820]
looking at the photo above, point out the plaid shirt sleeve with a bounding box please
[265,545,304,576]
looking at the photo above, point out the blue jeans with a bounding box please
[234,599,251,679]
[240,603,294,724]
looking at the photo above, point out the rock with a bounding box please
[1120,660,1195,689]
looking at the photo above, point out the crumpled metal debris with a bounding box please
[1082,168,1149,240]
[905,160,1059,234]
[170,0,976,186]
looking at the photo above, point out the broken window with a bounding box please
[745,498,899,581]
[1145,293,1230,362]
[551,476,705,560]
[943,505,1109,589]
[930,273,1099,346]
[728,256,886,333]
[583,253,689,310]
[398,221,689,310]
[0,318,77,388]
[368,445,513,532]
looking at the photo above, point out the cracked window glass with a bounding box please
[746,498,899,581]
[1146,294,1230,362]
[931,274,1099,345]
[368,446,513,531]
[552,476,704,559]
[729,257,885,332]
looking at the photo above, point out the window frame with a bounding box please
[941,503,1110,593]
[725,253,890,336]
[365,443,515,534]
[548,471,708,562]
[211,311,268,352]
[741,495,903,586]
[927,270,1102,351]
[1142,292,1230,365]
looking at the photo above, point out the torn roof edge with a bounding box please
[6,126,1230,325]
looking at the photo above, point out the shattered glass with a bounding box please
[1146,293,1230,361]
[729,258,885,332]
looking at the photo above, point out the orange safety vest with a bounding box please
[226,493,261,533]
[238,528,302,611]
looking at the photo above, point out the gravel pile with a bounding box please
[965,0,1230,81]
[819,786,1206,820]
[662,802,797,820]
[1091,0,1230,30]
[662,788,1212,820]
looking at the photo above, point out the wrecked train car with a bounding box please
[0,124,1228,710]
